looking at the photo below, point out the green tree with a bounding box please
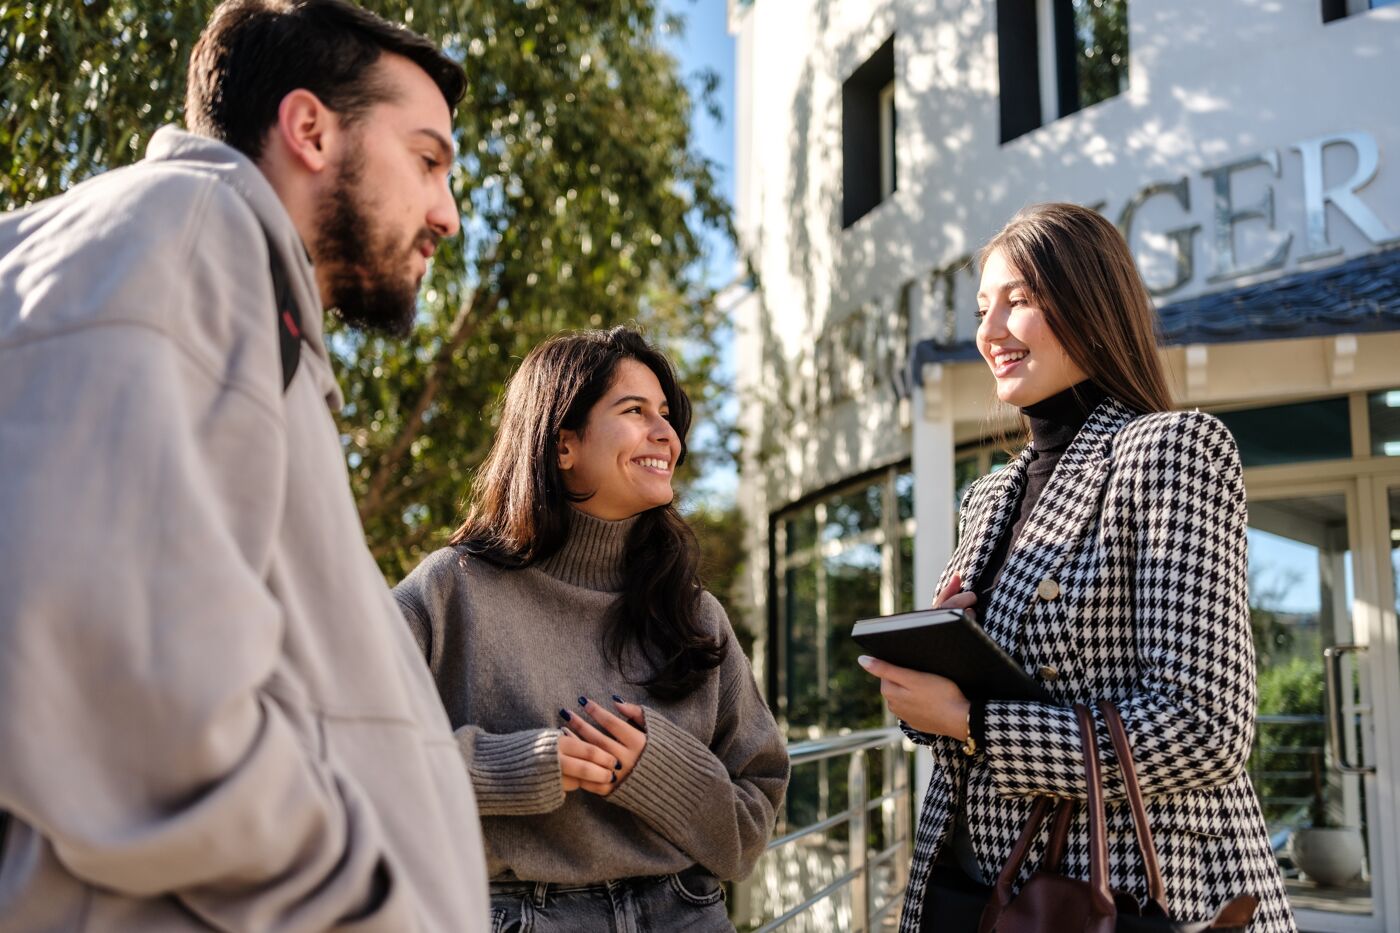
[2,0,735,579]
[688,501,752,655]
[1072,0,1129,109]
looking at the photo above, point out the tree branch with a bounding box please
[370,520,441,563]
[376,437,493,519]
[358,262,499,525]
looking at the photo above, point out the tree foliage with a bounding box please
[2,0,736,580]
[1071,0,1129,109]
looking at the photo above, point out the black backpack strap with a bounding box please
[264,230,303,393]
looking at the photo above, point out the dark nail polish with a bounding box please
[559,709,571,721]
[614,760,622,770]
[610,773,616,783]
[611,694,624,703]
[578,696,588,707]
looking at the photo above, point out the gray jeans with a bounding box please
[488,867,733,933]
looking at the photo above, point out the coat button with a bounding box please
[1036,577,1061,601]
[1037,665,1060,681]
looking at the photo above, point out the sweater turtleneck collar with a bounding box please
[1022,380,1106,456]
[534,507,638,593]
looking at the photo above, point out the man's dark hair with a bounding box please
[185,0,466,160]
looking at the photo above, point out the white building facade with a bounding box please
[730,1,1400,929]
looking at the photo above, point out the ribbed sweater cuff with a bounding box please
[609,708,723,838]
[462,727,566,816]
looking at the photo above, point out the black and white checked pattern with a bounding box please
[898,398,1295,933]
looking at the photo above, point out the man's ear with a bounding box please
[557,429,577,471]
[272,89,340,174]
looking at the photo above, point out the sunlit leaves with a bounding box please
[5,0,734,580]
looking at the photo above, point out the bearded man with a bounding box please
[0,2,489,929]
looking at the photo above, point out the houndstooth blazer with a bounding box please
[897,398,1296,933]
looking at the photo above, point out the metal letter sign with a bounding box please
[1293,132,1400,260]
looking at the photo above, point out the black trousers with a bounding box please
[920,863,993,932]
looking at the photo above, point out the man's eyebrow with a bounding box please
[414,128,454,163]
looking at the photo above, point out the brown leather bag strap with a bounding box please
[1074,703,1117,924]
[1040,798,1076,872]
[981,795,1055,933]
[1097,700,1170,914]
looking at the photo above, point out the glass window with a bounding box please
[1326,0,1400,22]
[783,563,820,729]
[824,545,886,732]
[1247,495,1373,913]
[1367,388,1400,457]
[771,465,912,738]
[896,471,915,523]
[898,536,916,613]
[1063,0,1129,115]
[841,36,896,227]
[1215,399,1352,468]
[954,455,982,512]
[823,483,882,542]
[998,0,1128,143]
[1390,488,1400,616]
[783,508,817,557]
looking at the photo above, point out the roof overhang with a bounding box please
[911,246,1400,384]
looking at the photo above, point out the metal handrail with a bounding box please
[783,727,911,765]
[744,727,913,932]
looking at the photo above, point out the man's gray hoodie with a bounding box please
[0,128,489,931]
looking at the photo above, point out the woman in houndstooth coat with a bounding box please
[860,204,1295,933]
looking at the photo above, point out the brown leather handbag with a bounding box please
[977,701,1259,933]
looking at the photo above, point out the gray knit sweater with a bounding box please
[392,510,789,884]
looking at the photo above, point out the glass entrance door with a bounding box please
[1246,482,1398,932]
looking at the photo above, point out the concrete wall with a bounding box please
[733,1,1400,501]
[731,0,1400,636]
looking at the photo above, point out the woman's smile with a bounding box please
[989,347,1029,378]
[560,359,682,520]
[631,456,672,475]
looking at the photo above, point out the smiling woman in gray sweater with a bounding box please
[393,327,789,932]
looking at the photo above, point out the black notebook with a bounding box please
[852,608,1053,703]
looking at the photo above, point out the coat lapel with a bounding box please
[957,445,1034,589]
[978,398,1138,650]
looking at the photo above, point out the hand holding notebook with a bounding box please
[852,607,1053,704]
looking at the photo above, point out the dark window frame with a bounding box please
[1324,0,1400,20]
[998,0,1130,144]
[841,35,896,229]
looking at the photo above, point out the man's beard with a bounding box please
[313,146,427,339]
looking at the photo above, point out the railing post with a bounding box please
[848,749,869,933]
[893,739,912,899]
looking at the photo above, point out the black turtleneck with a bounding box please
[971,381,1106,613]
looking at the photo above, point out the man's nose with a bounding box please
[428,178,461,239]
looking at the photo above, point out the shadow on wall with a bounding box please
[747,0,1322,497]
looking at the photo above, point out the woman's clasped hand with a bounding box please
[557,696,648,795]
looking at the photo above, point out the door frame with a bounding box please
[1354,474,1400,933]
[1243,466,1400,933]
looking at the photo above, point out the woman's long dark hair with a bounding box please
[448,326,725,701]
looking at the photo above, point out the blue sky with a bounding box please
[662,0,738,289]
[661,0,740,507]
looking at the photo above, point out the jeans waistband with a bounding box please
[490,874,669,909]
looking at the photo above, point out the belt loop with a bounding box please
[533,880,549,909]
